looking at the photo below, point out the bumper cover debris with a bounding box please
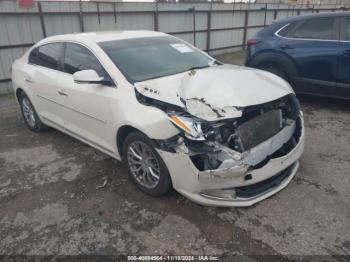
[156,115,305,207]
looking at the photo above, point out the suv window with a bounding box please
[277,23,294,37]
[29,43,63,70]
[292,18,334,40]
[63,43,107,77]
[343,18,350,40]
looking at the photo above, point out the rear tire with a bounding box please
[19,92,49,132]
[122,131,172,197]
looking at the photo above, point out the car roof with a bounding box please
[275,11,350,24]
[38,30,168,45]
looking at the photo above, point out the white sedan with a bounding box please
[11,31,304,207]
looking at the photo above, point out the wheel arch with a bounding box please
[116,125,145,158]
[249,50,298,80]
[15,87,25,102]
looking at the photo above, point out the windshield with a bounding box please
[99,36,217,83]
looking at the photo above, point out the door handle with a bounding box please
[25,77,33,83]
[280,45,295,50]
[58,89,68,96]
[343,50,350,56]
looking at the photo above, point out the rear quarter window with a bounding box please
[292,18,334,40]
[276,23,295,37]
[342,17,350,40]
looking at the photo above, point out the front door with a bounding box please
[56,42,117,154]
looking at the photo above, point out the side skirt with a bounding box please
[41,116,121,161]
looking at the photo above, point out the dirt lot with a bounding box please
[0,52,350,259]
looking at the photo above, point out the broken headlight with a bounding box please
[168,114,205,141]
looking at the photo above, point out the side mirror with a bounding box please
[73,70,114,86]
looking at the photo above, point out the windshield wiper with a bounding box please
[209,60,223,66]
[136,65,212,82]
[186,65,210,71]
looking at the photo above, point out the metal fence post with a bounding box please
[97,2,101,24]
[263,3,267,27]
[37,2,47,38]
[242,10,249,50]
[188,6,196,46]
[273,9,278,20]
[193,6,196,47]
[297,8,301,15]
[79,0,85,32]
[154,1,159,31]
[206,9,211,52]
[113,2,117,23]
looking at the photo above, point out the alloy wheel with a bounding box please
[127,141,160,189]
[22,97,36,128]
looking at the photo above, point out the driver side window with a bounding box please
[63,42,108,78]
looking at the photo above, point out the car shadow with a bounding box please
[297,94,350,113]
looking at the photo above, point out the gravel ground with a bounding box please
[0,52,349,259]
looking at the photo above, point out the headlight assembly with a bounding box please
[168,114,205,141]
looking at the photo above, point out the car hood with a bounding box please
[134,64,293,121]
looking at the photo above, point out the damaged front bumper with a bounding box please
[156,116,305,207]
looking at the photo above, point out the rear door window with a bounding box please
[292,18,334,40]
[29,43,63,70]
[342,17,350,40]
[277,23,296,37]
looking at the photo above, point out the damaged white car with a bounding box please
[12,31,305,207]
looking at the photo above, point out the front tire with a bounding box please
[122,132,172,197]
[19,92,48,132]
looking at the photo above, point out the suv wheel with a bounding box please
[122,132,172,196]
[19,93,48,132]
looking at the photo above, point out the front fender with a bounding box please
[115,104,180,141]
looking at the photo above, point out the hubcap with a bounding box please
[127,141,160,189]
[22,97,36,128]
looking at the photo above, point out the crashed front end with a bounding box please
[138,90,304,207]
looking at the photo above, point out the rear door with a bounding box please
[277,17,339,96]
[337,16,350,98]
[27,42,65,127]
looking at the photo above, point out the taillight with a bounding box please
[246,39,260,47]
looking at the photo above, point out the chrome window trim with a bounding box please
[275,22,339,42]
[28,40,117,87]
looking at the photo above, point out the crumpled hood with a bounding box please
[134,64,293,121]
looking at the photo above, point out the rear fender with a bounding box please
[247,50,298,82]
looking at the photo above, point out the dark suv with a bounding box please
[245,12,350,99]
